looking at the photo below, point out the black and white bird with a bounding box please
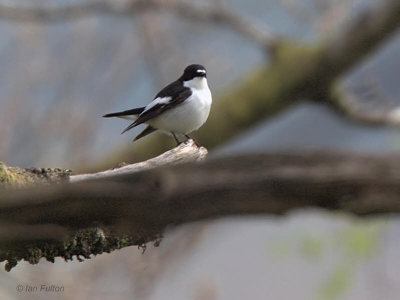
[103,64,212,146]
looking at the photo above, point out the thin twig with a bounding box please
[70,139,207,182]
[331,84,400,126]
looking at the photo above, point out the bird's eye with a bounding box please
[196,70,206,74]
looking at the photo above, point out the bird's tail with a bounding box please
[133,125,157,141]
[102,107,145,118]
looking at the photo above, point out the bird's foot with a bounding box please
[184,135,201,147]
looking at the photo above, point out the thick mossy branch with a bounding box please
[2,151,400,271]
[0,141,205,271]
[0,227,162,272]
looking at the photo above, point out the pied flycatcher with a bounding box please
[103,64,212,146]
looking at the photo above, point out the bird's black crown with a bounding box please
[180,64,207,81]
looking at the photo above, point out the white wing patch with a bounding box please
[143,97,171,113]
[117,115,139,121]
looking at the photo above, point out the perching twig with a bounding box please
[70,139,207,182]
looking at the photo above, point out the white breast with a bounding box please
[147,78,212,134]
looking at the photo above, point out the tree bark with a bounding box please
[0,140,205,271]
[1,150,400,270]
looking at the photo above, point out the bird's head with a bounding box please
[180,64,207,82]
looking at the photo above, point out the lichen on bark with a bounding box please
[0,161,71,188]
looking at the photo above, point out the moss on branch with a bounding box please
[0,142,204,271]
[0,161,160,271]
[0,161,71,188]
[0,227,162,272]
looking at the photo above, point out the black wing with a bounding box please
[121,81,192,134]
[154,79,186,98]
[133,125,157,141]
[103,107,145,118]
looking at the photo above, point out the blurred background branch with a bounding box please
[331,84,400,126]
[0,0,277,51]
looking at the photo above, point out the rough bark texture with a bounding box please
[0,141,205,271]
[1,150,400,271]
